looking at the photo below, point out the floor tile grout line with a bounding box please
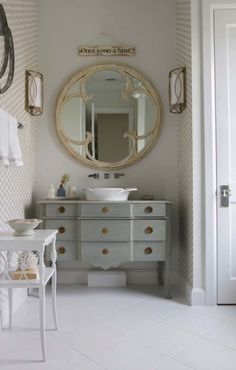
[170,327,236,362]
[92,301,188,327]
[89,334,196,370]
[47,325,127,359]
[91,315,236,361]
[126,329,200,362]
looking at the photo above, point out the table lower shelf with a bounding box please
[0,267,55,288]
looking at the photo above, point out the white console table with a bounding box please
[0,229,58,361]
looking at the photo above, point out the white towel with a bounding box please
[0,108,23,167]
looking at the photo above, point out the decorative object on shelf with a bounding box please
[11,269,37,280]
[11,251,38,280]
[56,173,70,197]
[0,4,15,94]
[47,184,55,199]
[19,251,38,270]
[25,70,43,116]
[169,67,186,114]
[7,219,42,236]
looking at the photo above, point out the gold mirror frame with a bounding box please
[55,64,162,170]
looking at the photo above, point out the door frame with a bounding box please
[202,0,236,305]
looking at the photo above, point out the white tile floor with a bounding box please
[1,285,236,369]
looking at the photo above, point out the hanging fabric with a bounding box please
[0,4,15,94]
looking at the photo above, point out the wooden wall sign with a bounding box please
[79,46,135,56]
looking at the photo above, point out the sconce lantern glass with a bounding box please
[25,70,43,116]
[169,67,186,114]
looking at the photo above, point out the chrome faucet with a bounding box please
[88,173,99,179]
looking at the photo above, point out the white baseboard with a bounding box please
[58,268,159,285]
[191,288,206,306]
[0,288,27,329]
[88,271,127,287]
[178,273,205,305]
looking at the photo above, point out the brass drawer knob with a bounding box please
[101,227,109,234]
[144,247,153,255]
[58,246,66,255]
[58,206,65,214]
[144,206,153,214]
[145,226,153,235]
[102,206,109,214]
[58,226,65,234]
[102,248,110,255]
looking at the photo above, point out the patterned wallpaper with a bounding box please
[176,0,193,286]
[0,0,38,309]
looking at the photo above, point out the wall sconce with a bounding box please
[25,70,43,116]
[0,4,15,94]
[169,67,186,114]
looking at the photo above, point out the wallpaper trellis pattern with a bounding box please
[0,0,38,311]
[176,0,193,286]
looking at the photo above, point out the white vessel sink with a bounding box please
[83,187,138,201]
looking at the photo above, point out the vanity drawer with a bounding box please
[132,242,165,261]
[81,220,131,241]
[81,203,131,218]
[46,241,77,261]
[81,242,131,268]
[133,220,166,241]
[45,219,77,240]
[133,203,166,217]
[45,203,77,217]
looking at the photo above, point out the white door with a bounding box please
[215,9,236,304]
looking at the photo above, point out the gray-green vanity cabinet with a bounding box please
[37,200,172,297]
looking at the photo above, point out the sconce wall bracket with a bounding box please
[25,70,44,116]
[169,66,186,114]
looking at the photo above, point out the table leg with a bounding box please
[39,285,46,361]
[8,288,13,329]
[51,237,58,330]
[52,270,58,330]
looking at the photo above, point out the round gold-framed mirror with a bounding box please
[55,64,162,170]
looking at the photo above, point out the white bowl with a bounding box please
[83,187,138,201]
[7,219,42,236]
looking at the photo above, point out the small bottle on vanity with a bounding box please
[68,185,77,198]
[47,184,55,198]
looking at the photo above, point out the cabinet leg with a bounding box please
[164,263,171,299]
[158,262,164,285]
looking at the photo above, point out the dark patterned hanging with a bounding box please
[0,3,14,94]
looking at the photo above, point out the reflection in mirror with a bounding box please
[56,64,162,169]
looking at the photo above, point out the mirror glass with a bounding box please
[56,64,162,169]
